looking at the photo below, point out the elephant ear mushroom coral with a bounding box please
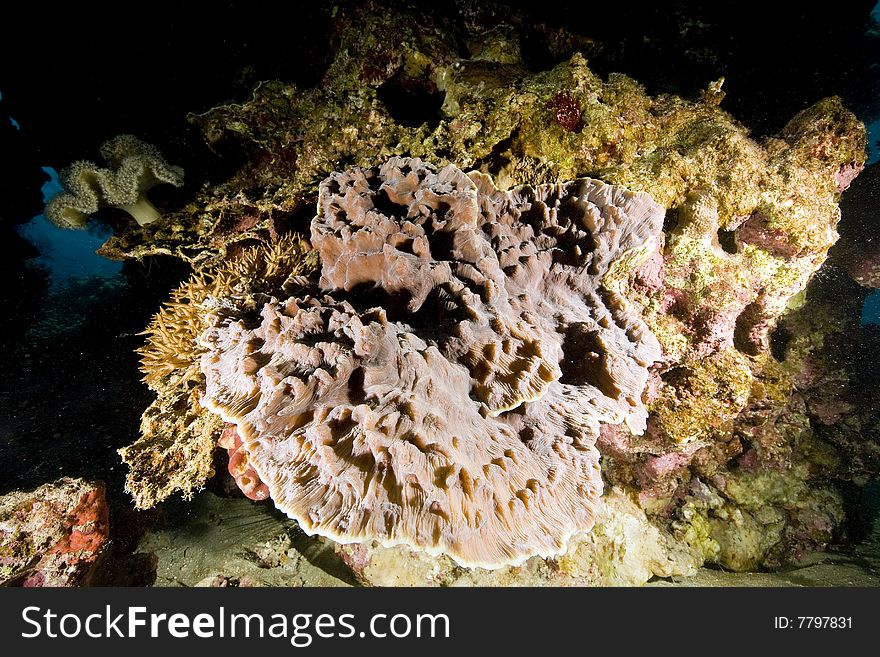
[199,157,664,568]
[44,134,184,229]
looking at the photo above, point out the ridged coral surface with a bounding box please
[198,158,663,567]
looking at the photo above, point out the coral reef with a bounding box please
[120,234,315,508]
[45,134,184,229]
[112,1,873,584]
[336,487,694,586]
[0,478,109,586]
[199,157,663,567]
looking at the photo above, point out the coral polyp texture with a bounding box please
[45,134,183,229]
[197,158,663,567]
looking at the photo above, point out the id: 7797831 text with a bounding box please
[773,617,852,629]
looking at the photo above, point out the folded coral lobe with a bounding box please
[199,157,664,568]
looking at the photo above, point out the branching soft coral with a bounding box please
[121,234,316,508]
[44,135,184,229]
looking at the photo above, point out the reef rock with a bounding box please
[0,478,109,587]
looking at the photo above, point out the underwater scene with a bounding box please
[1,0,879,588]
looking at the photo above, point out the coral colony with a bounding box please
[199,158,663,567]
[45,135,184,229]
[12,3,873,586]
